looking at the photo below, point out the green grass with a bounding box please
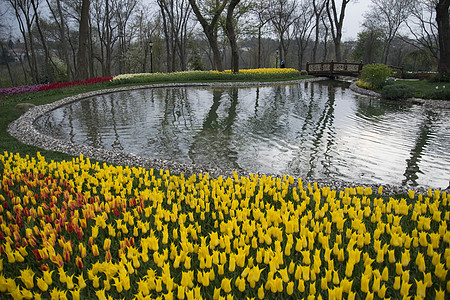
[357,79,450,100]
[391,80,449,100]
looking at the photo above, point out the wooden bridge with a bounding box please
[306,61,403,78]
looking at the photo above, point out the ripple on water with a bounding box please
[34,82,450,189]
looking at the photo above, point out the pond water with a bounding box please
[35,80,450,189]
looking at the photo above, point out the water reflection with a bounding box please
[34,81,450,189]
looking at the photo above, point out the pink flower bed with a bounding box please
[0,77,113,97]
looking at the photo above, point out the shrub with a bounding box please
[429,70,450,83]
[381,84,414,100]
[402,72,419,80]
[359,64,392,90]
[425,87,450,100]
[355,80,373,90]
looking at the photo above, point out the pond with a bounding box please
[35,80,450,189]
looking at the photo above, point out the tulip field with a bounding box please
[0,151,449,300]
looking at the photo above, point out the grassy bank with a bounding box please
[390,80,449,100]
[356,79,449,100]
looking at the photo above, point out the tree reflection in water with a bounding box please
[34,82,450,189]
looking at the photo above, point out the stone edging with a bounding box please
[7,78,445,194]
[6,78,324,180]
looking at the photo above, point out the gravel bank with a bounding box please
[8,79,448,195]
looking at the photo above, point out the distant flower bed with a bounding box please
[112,69,303,85]
[0,151,449,299]
[0,77,113,98]
[210,68,299,75]
[2,70,304,99]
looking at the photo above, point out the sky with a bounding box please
[0,0,373,41]
[342,0,372,40]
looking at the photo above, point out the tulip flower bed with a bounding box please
[112,69,306,85]
[0,151,449,300]
[0,77,113,98]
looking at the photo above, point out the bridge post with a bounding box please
[358,61,364,73]
[330,60,334,75]
[344,60,348,71]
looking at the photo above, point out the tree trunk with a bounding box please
[188,0,226,71]
[226,0,240,73]
[326,0,350,62]
[55,0,72,80]
[258,27,262,68]
[312,0,326,62]
[76,0,90,80]
[1,43,15,86]
[25,20,39,83]
[436,0,450,76]
[31,0,55,82]
[105,0,111,76]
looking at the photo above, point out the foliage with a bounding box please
[351,29,384,64]
[381,84,415,100]
[355,80,374,90]
[359,64,392,90]
[0,151,449,299]
[188,53,206,71]
[402,72,419,80]
[429,70,450,83]
[389,80,449,100]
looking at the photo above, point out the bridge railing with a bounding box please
[306,61,364,76]
[306,61,403,78]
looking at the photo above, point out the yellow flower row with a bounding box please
[210,68,299,75]
[0,151,449,300]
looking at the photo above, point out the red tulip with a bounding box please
[41,264,49,272]
[76,256,83,269]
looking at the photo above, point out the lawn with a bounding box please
[392,80,449,100]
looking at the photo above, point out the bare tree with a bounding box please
[403,0,438,65]
[364,0,413,64]
[46,0,73,80]
[436,0,450,76]
[293,0,314,69]
[311,0,326,62]
[31,0,55,82]
[158,0,193,72]
[325,0,352,61]
[7,0,40,83]
[225,0,241,73]
[250,0,271,68]
[188,0,227,71]
[76,0,89,80]
[268,0,297,65]
[115,0,138,74]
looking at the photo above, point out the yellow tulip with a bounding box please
[378,283,387,298]
[423,272,432,287]
[400,280,412,296]
[435,262,448,281]
[70,289,80,300]
[36,277,48,292]
[19,267,35,289]
[257,284,264,299]
[221,278,232,293]
[394,276,401,290]
[286,281,294,295]
[360,274,370,294]
[435,288,446,300]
